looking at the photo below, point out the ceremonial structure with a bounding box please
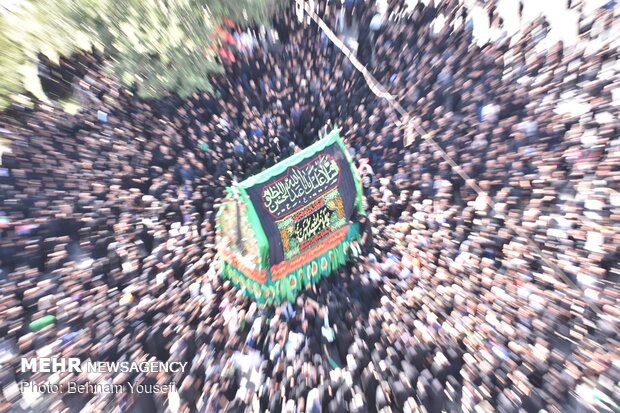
[215,130,364,304]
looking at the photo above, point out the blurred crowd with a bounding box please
[0,0,619,412]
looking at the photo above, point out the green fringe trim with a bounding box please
[220,261,275,303]
[220,223,360,305]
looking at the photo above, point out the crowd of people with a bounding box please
[0,0,619,412]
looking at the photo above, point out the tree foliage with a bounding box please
[0,0,284,108]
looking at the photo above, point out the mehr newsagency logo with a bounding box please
[21,357,187,373]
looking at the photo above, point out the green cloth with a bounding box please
[29,315,56,331]
[221,223,360,304]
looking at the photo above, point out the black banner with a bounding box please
[245,141,359,265]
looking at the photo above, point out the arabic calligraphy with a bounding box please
[263,155,339,217]
[276,188,346,260]
[295,206,332,247]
